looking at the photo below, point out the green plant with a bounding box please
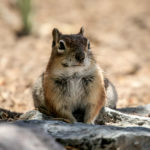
[17,0,33,35]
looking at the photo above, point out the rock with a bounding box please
[20,109,51,120]
[97,107,150,127]
[20,105,150,128]
[0,124,65,150]
[2,104,150,150]
[6,120,150,150]
[117,104,150,117]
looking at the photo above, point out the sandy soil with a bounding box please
[0,0,150,113]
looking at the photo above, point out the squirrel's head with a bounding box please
[51,27,94,68]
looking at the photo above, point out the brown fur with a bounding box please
[40,28,106,124]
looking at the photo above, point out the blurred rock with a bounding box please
[0,124,65,150]
[6,119,150,150]
[117,104,150,117]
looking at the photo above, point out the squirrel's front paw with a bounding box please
[68,117,77,124]
[84,119,95,125]
[52,117,76,124]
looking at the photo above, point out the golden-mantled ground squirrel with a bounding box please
[32,27,118,124]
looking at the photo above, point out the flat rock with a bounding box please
[97,107,150,128]
[0,123,65,150]
[8,120,150,150]
[117,104,150,116]
[1,104,150,150]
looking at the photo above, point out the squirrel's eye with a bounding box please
[88,42,91,49]
[59,41,65,50]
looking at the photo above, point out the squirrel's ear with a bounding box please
[52,28,61,43]
[78,27,84,35]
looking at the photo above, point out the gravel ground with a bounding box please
[0,0,150,113]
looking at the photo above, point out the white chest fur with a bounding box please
[53,66,97,104]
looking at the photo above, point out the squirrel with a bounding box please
[32,27,118,124]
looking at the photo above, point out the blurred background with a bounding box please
[0,0,150,113]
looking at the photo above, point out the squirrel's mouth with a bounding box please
[62,63,83,67]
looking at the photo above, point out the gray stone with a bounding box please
[0,124,65,150]
[97,107,150,128]
[12,104,150,150]
[117,104,150,116]
[9,120,150,150]
[20,109,51,120]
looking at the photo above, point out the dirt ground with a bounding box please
[0,0,150,113]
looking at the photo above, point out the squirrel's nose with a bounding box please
[75,52,85,63]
